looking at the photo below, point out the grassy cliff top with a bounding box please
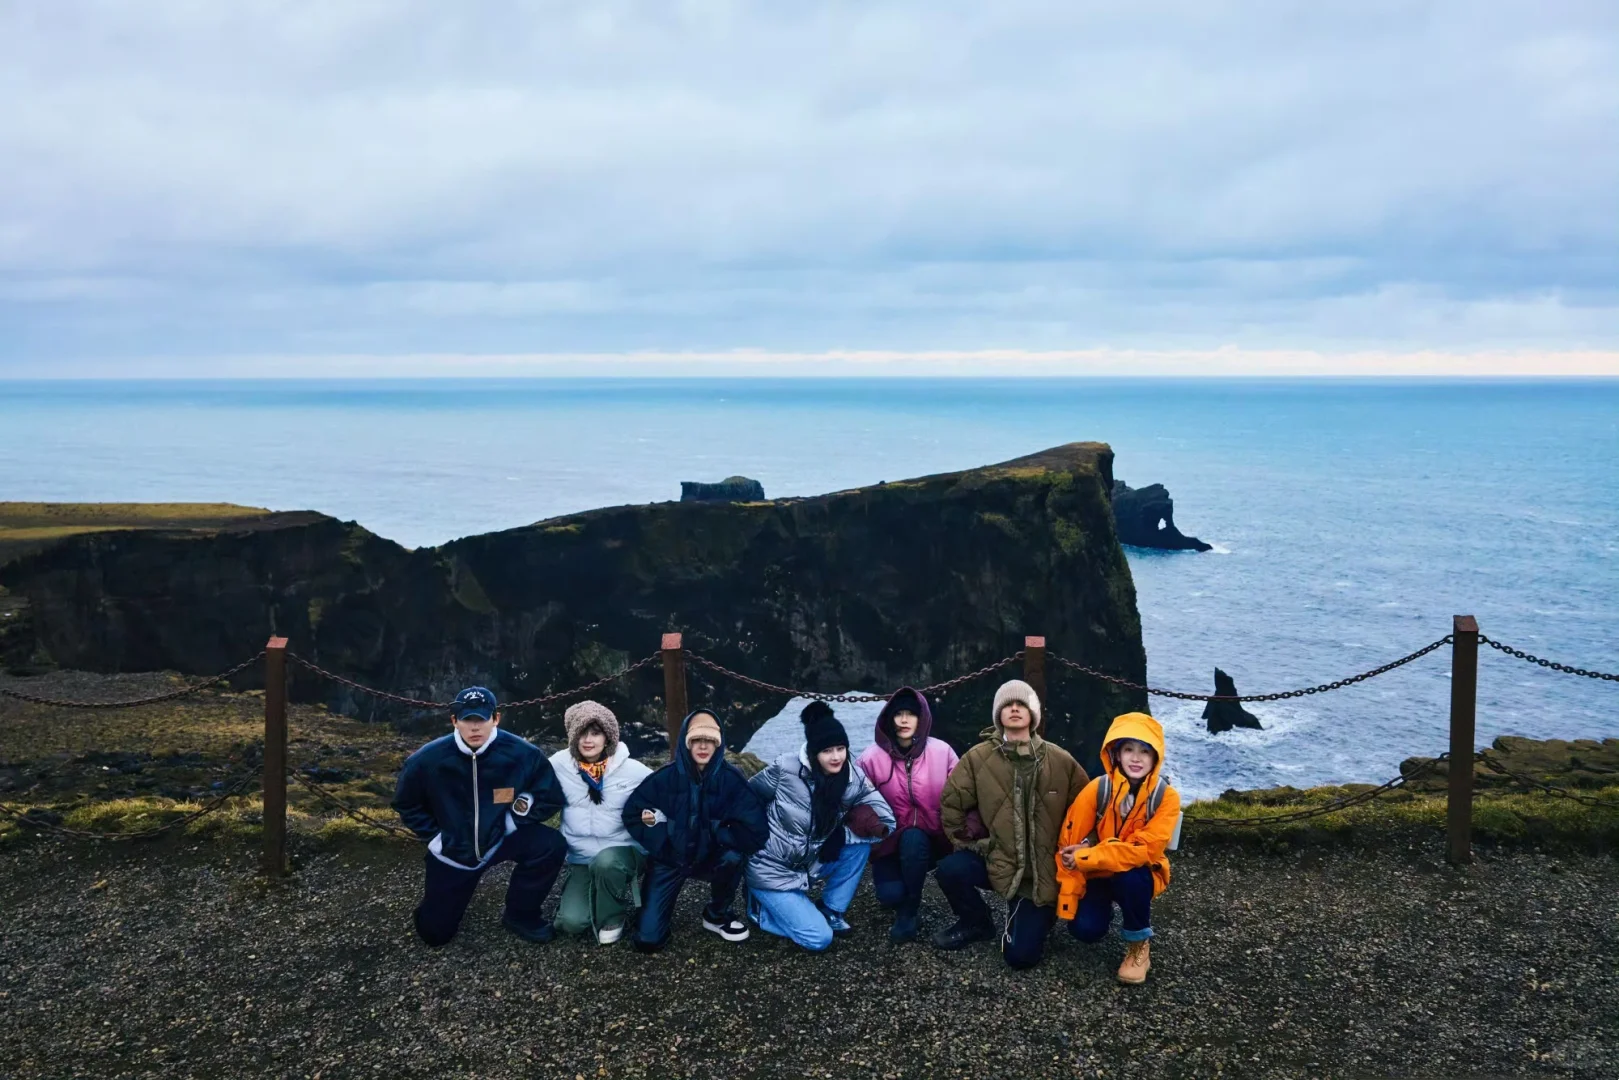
[0,502,329,566]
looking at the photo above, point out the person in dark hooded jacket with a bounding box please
[622,710,768,952]
[856,687,959,942]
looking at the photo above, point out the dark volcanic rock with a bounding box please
[0,443,1146,758]
[1202,668,1263,734]
[1111,479,1211,551]
[680,476,765,503]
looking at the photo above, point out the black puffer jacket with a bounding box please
[623,711,768,872]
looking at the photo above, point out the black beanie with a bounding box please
[800,700,849,757]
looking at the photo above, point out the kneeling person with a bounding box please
[1056,712,1181,985]
[548,700,653,945]
[392,686,567,947]
[747,701,896,952]
[933,679,1089,969]
[623,710,768,952]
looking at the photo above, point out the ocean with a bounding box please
[3,377,1615,799]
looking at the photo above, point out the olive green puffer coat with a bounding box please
[939,729,1089,906]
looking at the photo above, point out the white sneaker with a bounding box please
[596,923,625,945]
[702,911,750,942]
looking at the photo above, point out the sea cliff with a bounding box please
[1,443,1146,758]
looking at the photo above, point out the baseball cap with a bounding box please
[452,686,497,721]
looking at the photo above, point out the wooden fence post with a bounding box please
[1024,636,1047,730]
[662,633,688,755]
[262,636,289,877]
[1446,615,1480,865]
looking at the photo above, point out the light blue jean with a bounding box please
[748,841,871,952]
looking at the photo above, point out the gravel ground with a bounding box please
[2,837,1615,1080]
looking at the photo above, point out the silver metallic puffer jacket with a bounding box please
[745,745,896,893]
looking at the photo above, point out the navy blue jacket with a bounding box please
[623,711,767,872]
[393,728,564,868]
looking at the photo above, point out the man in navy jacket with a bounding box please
[623,709,768,952]
[393,686,567,946]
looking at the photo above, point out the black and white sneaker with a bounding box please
[701,910,750,942]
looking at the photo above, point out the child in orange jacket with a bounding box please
[1054,712,1181,985]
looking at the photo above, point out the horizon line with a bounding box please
[6,346,1619,379]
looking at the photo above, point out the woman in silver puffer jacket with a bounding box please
[745,701,895,951]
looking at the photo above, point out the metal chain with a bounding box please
[1183,755,1447,827]
[285,652,661,711]
[0,771,259,840]
[686,650,1024,704]
[1476,750,1619,808]
[0,652,266,709]
[1478,636,1619,683]
[288,767,425,841]
[1051,635,1454,702]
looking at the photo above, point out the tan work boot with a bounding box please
[1117,939,1151,984]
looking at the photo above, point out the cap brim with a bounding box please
[455,708,494,722]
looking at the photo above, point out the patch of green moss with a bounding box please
[1186,783,1619,852]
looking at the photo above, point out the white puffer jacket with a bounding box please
[548,743,653,864]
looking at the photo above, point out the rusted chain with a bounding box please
[288,767,425,841]
[1183,756,1446,827]
[1476,751,1619,808]
[686,651,1025,704]
[285,652,661,711]
[1479,637,1619,682]
[0,652,266,709]
[1051,635,1454,703]
[0,771,259,840]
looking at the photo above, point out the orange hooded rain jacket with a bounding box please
[1054,712,1181,921]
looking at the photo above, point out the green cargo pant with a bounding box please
[554,845,646,936]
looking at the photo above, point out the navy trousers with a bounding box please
[413,824,567,947]
[1068,864,1155,943]
[871,827,938,917]
[935,849,1058,969]
[634,856,745,952]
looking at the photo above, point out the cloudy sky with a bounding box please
[2,1,1615,376]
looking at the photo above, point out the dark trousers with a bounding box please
[634,856,744,952]
[413,824,567,947]
[935,849,1058,969]
[871,827,937,917]
[1069,865,1155,943]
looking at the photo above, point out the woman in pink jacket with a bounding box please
[857,687,959,943]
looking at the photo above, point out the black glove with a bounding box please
[816,828,846,866]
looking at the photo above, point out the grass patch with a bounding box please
[0,502,274,564]
[1186,782,1619,853]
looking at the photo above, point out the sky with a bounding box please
[2,1,1616,377]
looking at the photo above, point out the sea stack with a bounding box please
[1203,668,1264,734]
[1110,480,1212,551]
[680,476,766,503]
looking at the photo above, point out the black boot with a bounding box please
[931,918,994,950]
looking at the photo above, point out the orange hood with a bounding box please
[1100,712,1166,825]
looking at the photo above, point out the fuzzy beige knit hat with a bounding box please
[564,700,620,758]
[684,711,723,747]
[991,679,1042,729]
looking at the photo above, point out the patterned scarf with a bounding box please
[578,758,609,804]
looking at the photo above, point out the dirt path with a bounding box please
[2,837,1614,1079]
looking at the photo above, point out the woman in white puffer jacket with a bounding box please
[547,700,652,944]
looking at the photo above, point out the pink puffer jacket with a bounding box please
[856,687,959,859]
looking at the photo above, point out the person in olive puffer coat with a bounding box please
[932,679,1089,969]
